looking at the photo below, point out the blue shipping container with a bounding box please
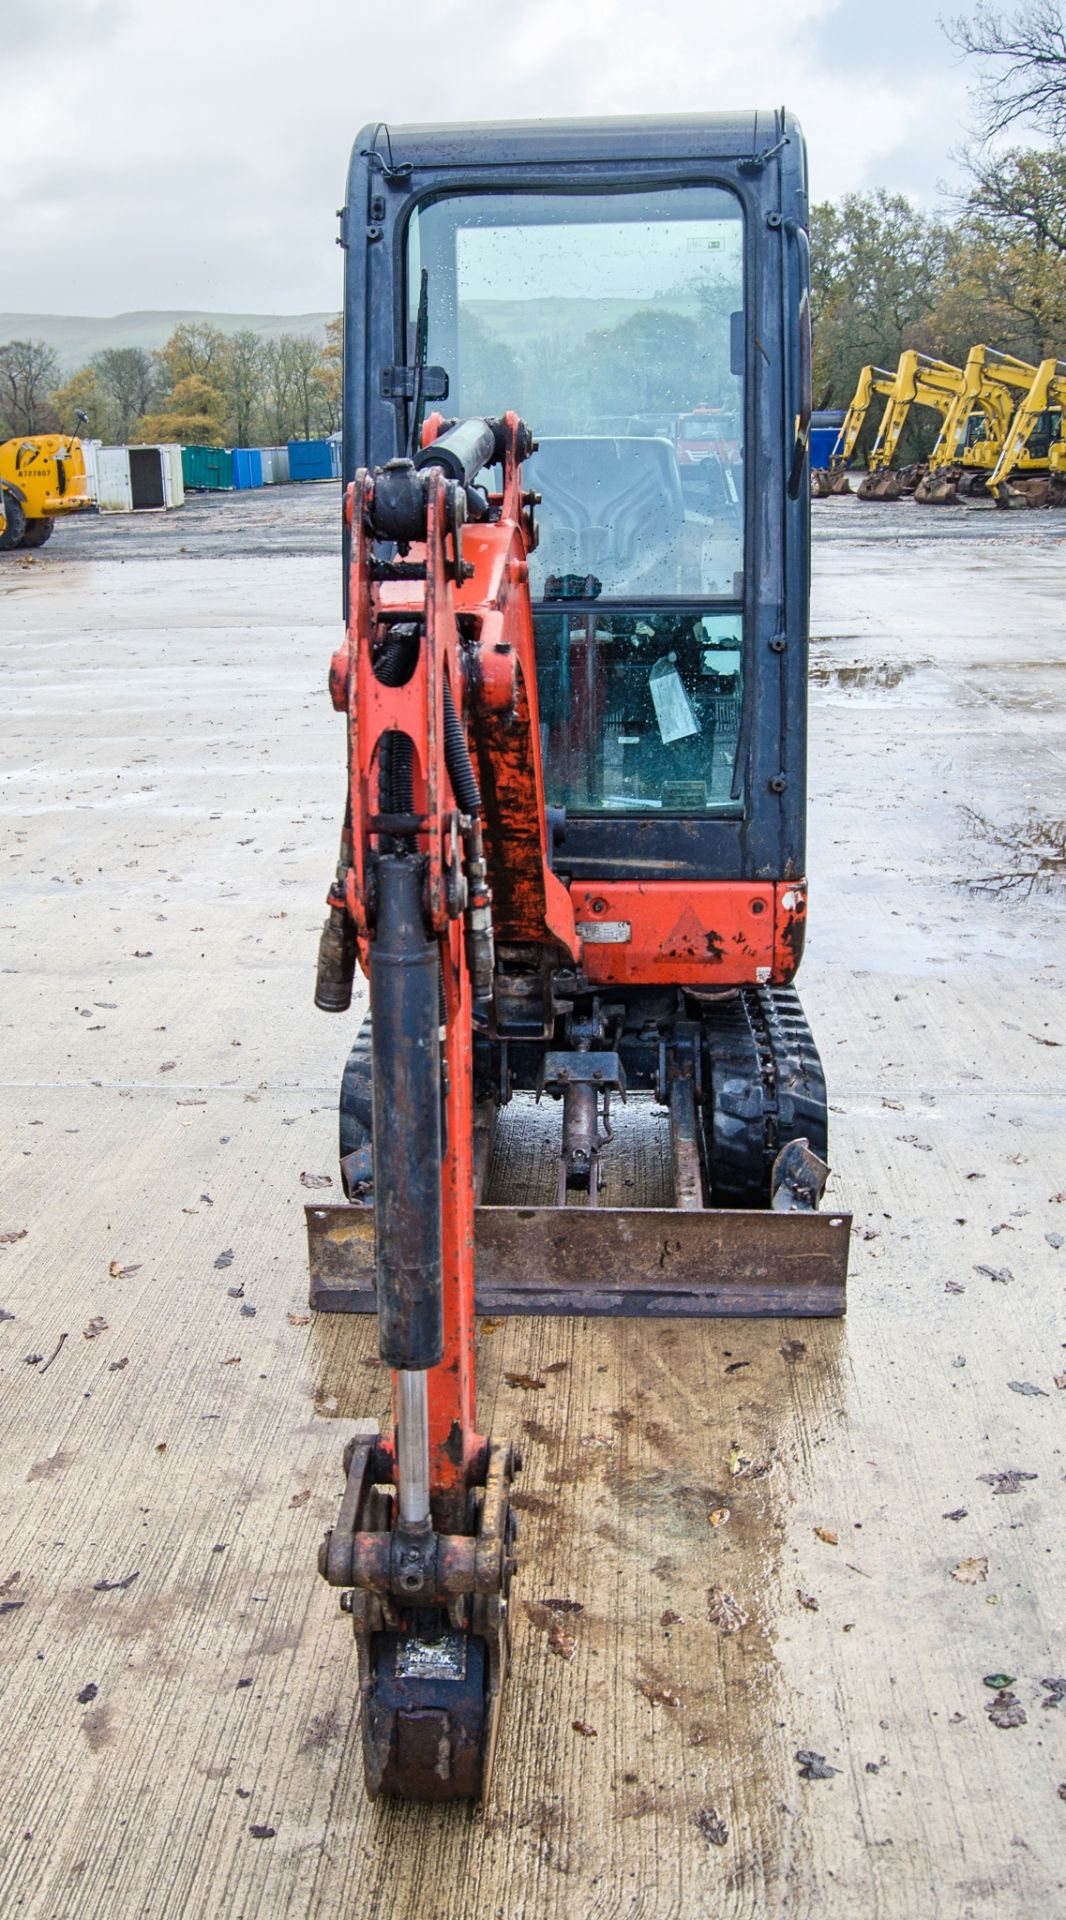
[232,448,263,490]
[287,439,333,482]
[809,410,847,468]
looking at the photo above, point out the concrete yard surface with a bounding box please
[1,490,1064,1918]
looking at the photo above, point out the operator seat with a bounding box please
[525,435,684,590]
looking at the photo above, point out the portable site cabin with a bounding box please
[95,445,184,513]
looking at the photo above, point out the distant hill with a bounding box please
[0,310,337,371]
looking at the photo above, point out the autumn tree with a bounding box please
[314,315,343,434]
[51,365,113,441]
[136,373,228,446]
[809,193,951,409]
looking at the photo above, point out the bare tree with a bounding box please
[0,338,61,434]
[224,331,264,446]
[91,348,159,442]
[944,2,1066,139]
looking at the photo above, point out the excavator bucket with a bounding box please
[810,467,832,499]
[827,469,852,495]
[914,470,959,506]
[857,470,903,500]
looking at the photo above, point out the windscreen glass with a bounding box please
[407,187,745,603]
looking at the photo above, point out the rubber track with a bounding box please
[339,1022,373,1166]
[703,986,828,1207]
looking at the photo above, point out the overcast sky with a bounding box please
[4,0,976,316]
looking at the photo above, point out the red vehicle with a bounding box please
[676,405,742,468]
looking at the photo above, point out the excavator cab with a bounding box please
[310,114,845,1806]
[340,113,813,905]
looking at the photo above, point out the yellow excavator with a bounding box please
[913,347,1045,503]
[987,358,1066,507]
[810,363,896,496]
[855,352,964,499]
[0,416,94,550]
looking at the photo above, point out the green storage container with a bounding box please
[181,445,233,491]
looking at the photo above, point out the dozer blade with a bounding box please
[306,1201,850,1319]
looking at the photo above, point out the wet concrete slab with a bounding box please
[0,488,1064,1917]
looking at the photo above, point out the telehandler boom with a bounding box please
[306,111,849,1804]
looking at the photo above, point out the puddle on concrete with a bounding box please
[959,807,1066,896]
[809,658,925,691]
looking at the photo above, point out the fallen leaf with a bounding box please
[155,1443,167,1455]
[92,1571,139,1592]
[952,1556,988,1585]
[983,1672,1016,1690]
[707,1587,748,1635]
[814,1527,838,1546]
[708,1507,730,1528]
[108,1357,129,1373]
[540,1597,584,1614]
[696,1807,729,1845]
[797,1589,819,1611]
[945,1280,965,1294]
[943,1508,968,1521]
[248,1825,276,1840]
[974,1264,1013,1284]
[1040,1677,1066,1709]
[1046,1233,1063,1250]
[286,1312,310,1328]
[299,1172,332,1190]
[0,1571,20,1596]
[638,1679,682,1708]
[214,1250,235,1270]
[547,1620,576,1661]
[220,1356,241,1366]
[0,1229,28,1246]
[986,1688,1027,1730]
[480,1317,505,1333]
[504,1372,546,1391]
[108,1261,141,1279]
[83,1317,108,1340]
[158,1061,176,1073]
[572,1720,597,1738]
[660,1609,684,1627]
[978,1469,1037,1495]
[77,1683,98,1704]
[1055,1374,1066,1391]
[1008,1380,1048,1397]
[289,1490,310,1508]
[795,1749,839,1780]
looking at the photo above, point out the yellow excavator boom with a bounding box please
[988,359,1066,493]
[927,346,1041,475]
[828,364,897,473]
[866,353,963,473]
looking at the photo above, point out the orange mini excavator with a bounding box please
[305,112,850,1803]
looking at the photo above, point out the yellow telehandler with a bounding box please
[913,347,1045,503]
[987,358,1066,507]
[855,352,963,499]
[810,364,896,496]
[0,415,94,551]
